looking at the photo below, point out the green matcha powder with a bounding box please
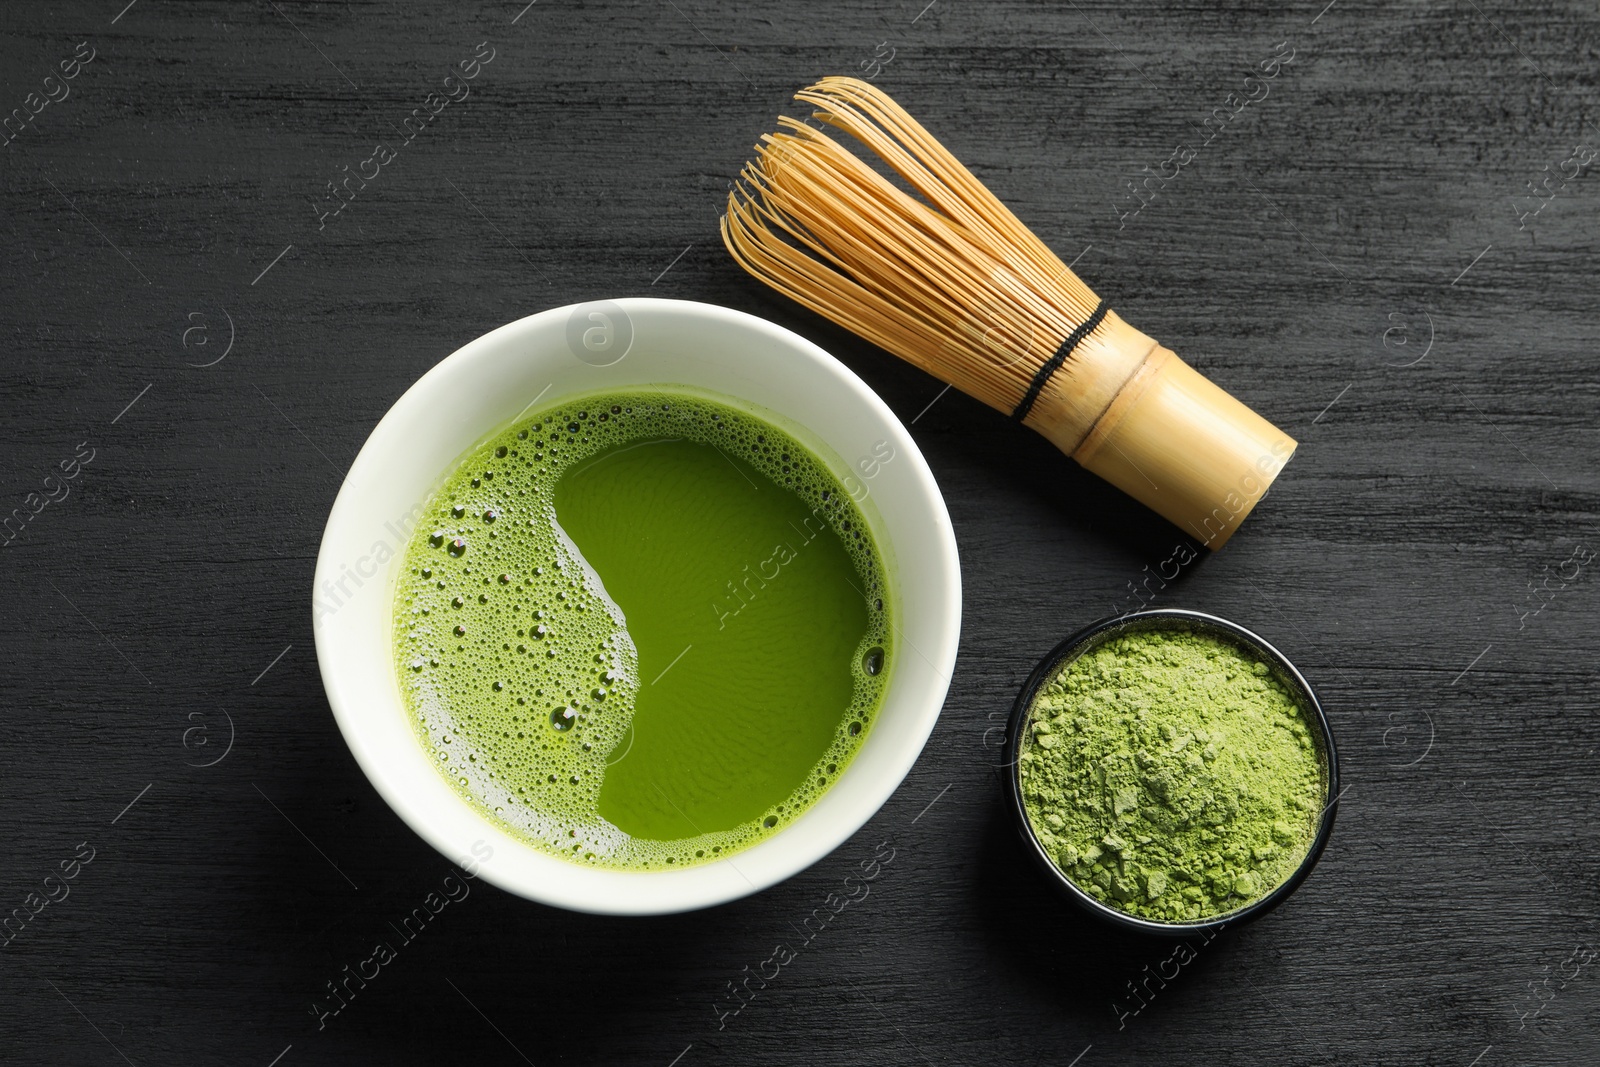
[1018,627,1326,923]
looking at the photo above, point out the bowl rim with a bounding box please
[313,297,962,914]
[1002,607,1339,937]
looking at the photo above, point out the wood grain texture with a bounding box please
[1,0,1597,1063]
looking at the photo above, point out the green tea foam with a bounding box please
[393,388,892,869]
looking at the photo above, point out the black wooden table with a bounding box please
[3,1,1597,1063]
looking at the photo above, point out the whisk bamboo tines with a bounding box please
[721,76,1297,550]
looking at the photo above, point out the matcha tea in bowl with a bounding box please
[314,298,960,914]
[1004,609,1338,936]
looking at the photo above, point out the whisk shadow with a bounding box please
[717,278,1213,568]
[913,380,1212,571]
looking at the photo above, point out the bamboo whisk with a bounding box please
[722,76,1297,549]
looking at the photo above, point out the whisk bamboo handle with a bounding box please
[1009,303,1296,549]
[1058,341,1295,551]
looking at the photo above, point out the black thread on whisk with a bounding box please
[1010,298,1109,424]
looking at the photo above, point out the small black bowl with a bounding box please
[1002,608,1339,937]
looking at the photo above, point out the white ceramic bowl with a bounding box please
[313,298,960,914]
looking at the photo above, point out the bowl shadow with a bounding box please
[972,784,1240,1030]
